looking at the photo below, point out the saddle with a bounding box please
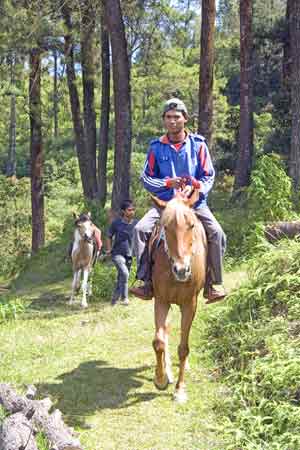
[149,221,163,259]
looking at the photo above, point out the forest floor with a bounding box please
[0,258,246,450]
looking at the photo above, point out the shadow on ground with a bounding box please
[24,288,108,320]
[36,359,168,428]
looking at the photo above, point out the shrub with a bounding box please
[0,176,31,276]
[247,153,293,223]
[200,240,300,449]
[91,258,137,303]
[0,295,27,322]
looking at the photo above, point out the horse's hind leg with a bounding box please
[164,320,174,384]
[153,301,170,390]
[174,299,197,403]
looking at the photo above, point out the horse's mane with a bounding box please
[161,197,196,228]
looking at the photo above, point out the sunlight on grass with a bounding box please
[0,289,230,449]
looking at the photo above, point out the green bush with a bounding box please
[92,259,137,303]
[214,154,295,261]
[0,176,31,276]
[201,240,300,449]
[247,153,293,223]
[0,296,27,322]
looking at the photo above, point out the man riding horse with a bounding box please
[130,98,226,304]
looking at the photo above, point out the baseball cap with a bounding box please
[163,98,188,116]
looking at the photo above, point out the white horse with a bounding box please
[69,213,96,308]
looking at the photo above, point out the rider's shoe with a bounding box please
[203,285,226,304]
[129,282,153,300]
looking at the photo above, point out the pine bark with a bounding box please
[283,0,292,86]
[6,54,16,178]
[81,1,98,195]
[53,48,58,138]
[0,412,38,450]
[198,0,216,150]
[288,0,300,187]
[0,384,83,450]
[29,47,45,253]
[97,12,111,207]
[103,0,132,211]
[62,3,97,200]
[265,221,300,243]
[234,0,254,190]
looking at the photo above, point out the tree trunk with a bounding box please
[283,0,292,85]
[198,0,216,150]
[29,47,45,253]
[53,48,58,138]
[103,0,132,212]
[0,384,83,450]
[0,412,38,450]
[61,3,96,200]
[265,221,300,243]
[97,12,111,207]
[81,1,98,194]
[6,54,17,178]
[234,0,254,190]
[288,0,300,187]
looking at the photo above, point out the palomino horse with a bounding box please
[151,188,207,403]
[69,213,97,308]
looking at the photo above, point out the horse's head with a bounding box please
[152,189,199,282]
[73,212,94,243]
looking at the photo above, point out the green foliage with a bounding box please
[36,432,50,450]
[215,155,295,262]
[0,405,8,425]
[92,259,137,303]
[248,153,293,222]
[0,295,27,322]
[201,240,300,449]
[0,176,31,276]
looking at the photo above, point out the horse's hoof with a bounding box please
[81,303,88,309]
[173,389,188,403]
[154,376,169,391]
[68,300,74,306]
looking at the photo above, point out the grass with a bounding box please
[0,247,245,450]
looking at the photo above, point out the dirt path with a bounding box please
[0,270,245,450]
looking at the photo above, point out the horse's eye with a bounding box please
[188,223,194,230]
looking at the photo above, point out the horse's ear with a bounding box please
[150,194,167,210]
[186,188,200,208]
[73,212,79,220]
[87,211,92,219]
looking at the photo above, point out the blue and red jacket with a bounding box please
[141,132,215,209]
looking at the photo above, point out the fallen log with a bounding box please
[0,412,38,450]
[0,384,83,450]
[265,221,300,243]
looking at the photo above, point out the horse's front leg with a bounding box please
[153,301,170,390]
[174,298,197,403]
[69,270,79,305]
[81,268,89,308]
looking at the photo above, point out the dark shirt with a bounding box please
[107,218,138,257]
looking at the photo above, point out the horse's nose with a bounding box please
[173,263,191,282]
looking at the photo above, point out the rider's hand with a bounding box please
[166,177,183,189]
